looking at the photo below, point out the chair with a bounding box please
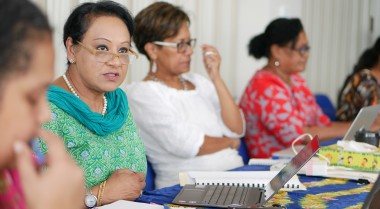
[145,138,250,190]
[144,159,156,191]
[238,137,250,165]
[315,93,336,121]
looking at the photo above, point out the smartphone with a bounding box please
[29,138,46,166]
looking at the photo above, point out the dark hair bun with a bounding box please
[247,18,303,59]
[248,33,267,59]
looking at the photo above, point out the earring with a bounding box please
[274,60,280,67]
[151,61,157,73]
[69,58,76,64]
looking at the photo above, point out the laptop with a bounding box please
[272,104,380,159]
[172,136,321,208]
[342,104,380,141]
[362,173,380,209]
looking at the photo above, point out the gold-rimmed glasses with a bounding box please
[153,38,197,53]
[77,41,139,65]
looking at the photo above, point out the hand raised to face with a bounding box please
[202,44,222,82]
[15,130,85,209]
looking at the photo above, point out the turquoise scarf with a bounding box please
[47,86,129,136]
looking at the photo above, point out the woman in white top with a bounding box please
[126,2,245,188]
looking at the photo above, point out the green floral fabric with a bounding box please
[40,102,147,188]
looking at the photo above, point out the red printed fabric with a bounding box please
[239,70,330,158]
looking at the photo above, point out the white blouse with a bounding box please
[126,73,244,189]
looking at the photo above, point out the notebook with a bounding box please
[172,135,320,208]
[98,200,163,209]
[179,170,306,192]
[342,104,380,141]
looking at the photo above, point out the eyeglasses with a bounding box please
[291,45,311,56]
[77,41,139,65]
[153,39,197,53]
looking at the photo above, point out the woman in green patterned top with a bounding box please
[40,1,147,206]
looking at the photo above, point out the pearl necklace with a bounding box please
[150,74,188,90]
[63,73,107,116]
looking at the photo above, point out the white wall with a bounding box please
[33,0,380,105]
[371,0,380,41]
[301,0,373,104]
[234,0,302,101]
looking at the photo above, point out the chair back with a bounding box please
[238,137,250,165]
[315,93,336,121]
[144,159,156,191]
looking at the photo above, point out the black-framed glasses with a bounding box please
[77,41,139,65]
[291,45,310,56]
[153,38,197,53]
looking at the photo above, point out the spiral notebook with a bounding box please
[179,171,306,191]
[173,135,320,208]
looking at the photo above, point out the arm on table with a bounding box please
[197,135,240,156]
[302,122,351,141]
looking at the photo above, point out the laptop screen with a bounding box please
[343,104,380,141]
[265,136,320,202]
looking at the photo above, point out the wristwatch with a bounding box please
[84,188,97,209]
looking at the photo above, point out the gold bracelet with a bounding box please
[100,180,107,206]
[97,180,107,207]
[96,182,103,207]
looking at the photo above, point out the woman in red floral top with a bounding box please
[0,0,84,208]
[240,18,351,158]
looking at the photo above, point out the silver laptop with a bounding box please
[342,104,380,141]
[272,104,380,159]
[172,136,321,208]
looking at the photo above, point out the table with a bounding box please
[136,165,373,209]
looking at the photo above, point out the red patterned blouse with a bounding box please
[239,70,330,158]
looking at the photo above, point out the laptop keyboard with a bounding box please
[200,185,259,206]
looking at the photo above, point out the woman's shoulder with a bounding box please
[125,81,170,104]
[182,72,216,95]
[126,81,155,96]
[248,69,283,88]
